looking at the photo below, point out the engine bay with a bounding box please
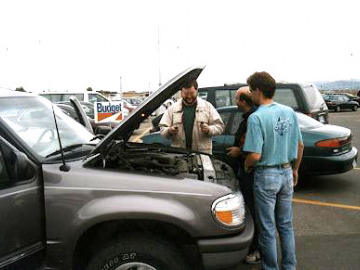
[88,142,238,190]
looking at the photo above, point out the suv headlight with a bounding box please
[211,192,245,228]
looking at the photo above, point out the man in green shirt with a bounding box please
[159,79,224,154]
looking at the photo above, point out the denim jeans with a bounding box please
[254,166,296,270]
[238,167,259,253]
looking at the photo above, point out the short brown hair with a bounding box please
[247,72,276,99]
[182,79,198,90]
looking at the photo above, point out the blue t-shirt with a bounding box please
[243,102,302,166]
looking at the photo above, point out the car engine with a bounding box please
[90,142,238,190]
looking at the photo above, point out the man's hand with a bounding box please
[293,169,299,186]
[245,152,261,174]
[200,122,210,134]
[226,146,242,158]
[168,126,179,135]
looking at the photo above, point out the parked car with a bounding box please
[343,93,360,104]
[39,90,110,103]
[323,94,359,112]
[143,106,357,176]
[57,100,95,119]
[0,67,253,270]
[198,83,329,124]
[124,97,144,106]
[55,99,115,135]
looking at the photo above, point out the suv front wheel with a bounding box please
[87,234,190,270]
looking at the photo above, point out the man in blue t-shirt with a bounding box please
[243,72,304,270]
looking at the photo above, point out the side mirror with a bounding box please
[9,150,36,181]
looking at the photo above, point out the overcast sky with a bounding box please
[0,0,359,93]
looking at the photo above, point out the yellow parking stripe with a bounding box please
[353,167,360,170]
[293,198,360,211]
[133,127,152,142]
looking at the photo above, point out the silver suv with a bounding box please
[0,67,253,270]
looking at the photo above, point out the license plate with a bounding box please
[352,159,357,168]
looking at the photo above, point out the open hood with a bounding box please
[87,66,205,157]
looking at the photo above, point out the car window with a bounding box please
[62,94,84,101]
[198,91,208,100]
[48,94,62,102]
[89,93,108,103]
[81,103,95,119]
[57,105,79,120]
[219,111,232,130]
[296,112,323,129]
[230,90,237,105]
[215,90,231,107]
[230,112,242,135]
[302,85,326,111]
[273,88,298,110]
[0,149,10,187]
[0,96,94,158]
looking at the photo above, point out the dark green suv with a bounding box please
[199,82,329,124]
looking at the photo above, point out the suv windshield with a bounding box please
[0,96,95,158]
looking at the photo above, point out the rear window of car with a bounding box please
[302,84,326,111]
[273,88,298,110]
[40,93,84,102]
[215,90,233,107]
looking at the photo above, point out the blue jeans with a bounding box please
[254,166,296,270]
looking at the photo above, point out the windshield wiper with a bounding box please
[46,143,93,158]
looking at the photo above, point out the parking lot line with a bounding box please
[132,127,152,142]
[293,198,360,211]
[353,167,360,170]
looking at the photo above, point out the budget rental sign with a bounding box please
[94,102,124,123]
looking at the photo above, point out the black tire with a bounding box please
[87,234,189,270]
[353,105,358,111]
[335,106,341,112]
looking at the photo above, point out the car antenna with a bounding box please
[51,104,70,172]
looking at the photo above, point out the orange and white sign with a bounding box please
[94,102,124,123]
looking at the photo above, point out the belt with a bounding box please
[257,162,291,169]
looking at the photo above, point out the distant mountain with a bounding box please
[314,80,360,90]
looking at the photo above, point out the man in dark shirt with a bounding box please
[227,86,260,264]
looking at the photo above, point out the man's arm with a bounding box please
[207,104,225,136]
[245,152,261,173]
[292,140,304,186]
[159,107,174,138]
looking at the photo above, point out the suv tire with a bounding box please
[352,105,358,111]
[86,234,189,270]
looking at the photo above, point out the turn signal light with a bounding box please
[216,211,234,225]
[316,136,351,148]
[212,192,245,228]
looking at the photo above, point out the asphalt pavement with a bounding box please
[236,109,360,270]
